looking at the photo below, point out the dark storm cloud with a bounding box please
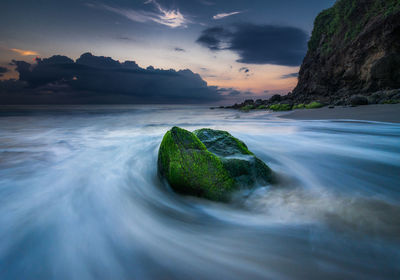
[0,67,8,77]
[117,36,134,41]
[174,47,186,52]
[217,88,241,96]
[228,90,241,96]
[0,53,223,104]
[239,67,249,73]
[196,24,308,66]
[196,27,232,50]
[217,87,254,97]
[280,72,298,79]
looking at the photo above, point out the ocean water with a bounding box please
[0,105,399,280]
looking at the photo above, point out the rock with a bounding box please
[255,99,263,106]
[240,105,255,112]
[158,127,234,201]
[382,99,400,104]
[269,104,292,111]
[194,128,273,188]
[256,105,267,110]
[392,93,400,100]
[293,104,305,110]
[243,99,254,105]
[291,0,400,102]
[231,103,240,109]
[305,101,325,109]
[158,127,273,201]
[350,95,369,106]
[269,94,282,103]
[367,93,381,104]
[334,99,346,106]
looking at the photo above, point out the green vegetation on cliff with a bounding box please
[308,0,400,54]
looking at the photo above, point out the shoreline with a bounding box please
[279,104,400,123]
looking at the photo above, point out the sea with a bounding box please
[0,105,399,279]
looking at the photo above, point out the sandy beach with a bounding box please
[280,104,400,123]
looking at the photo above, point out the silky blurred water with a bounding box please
[0,105,399,280]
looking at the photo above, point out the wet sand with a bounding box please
[280,104,400,123]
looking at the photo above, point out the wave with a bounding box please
[0,105,399,279]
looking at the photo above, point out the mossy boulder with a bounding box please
[158,127,273,201]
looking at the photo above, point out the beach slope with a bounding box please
[280,104,400,123]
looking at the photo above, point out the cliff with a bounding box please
[292,0,400,104]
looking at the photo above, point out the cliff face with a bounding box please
[292,0,400,103]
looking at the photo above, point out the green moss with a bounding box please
[158,127,235,201]
[194,128,273,187]
[308,0,400,55]
[305,101,325,109]
[158,127,276,201]
[293,103,325,110]
[257,105,267,109]
[240,105,255,111]
[383,99,400,104]
[194,128,253,156]
[269,104,292,111]
[293,104,305,109]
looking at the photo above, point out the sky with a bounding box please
[0,0,335,104]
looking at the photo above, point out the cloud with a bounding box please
[239,67,251,78]
[213,11,241,20]
[228,90,241,96]
[197,0,215,5]
[217,87,252,96]
[0,67,8,77]
[196,27,232,50]
[196,24,308,66]
[117,36,135,41]
[99,0,187,28]
[10,48,39,56]
[239,67,249,73]
[280,72,298,79]
[0,53,223,104]
[174,47,185,52]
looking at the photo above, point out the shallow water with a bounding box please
[0,105,399,280]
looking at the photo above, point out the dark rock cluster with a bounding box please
[222,95,326,111]
[223,88,400,111]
